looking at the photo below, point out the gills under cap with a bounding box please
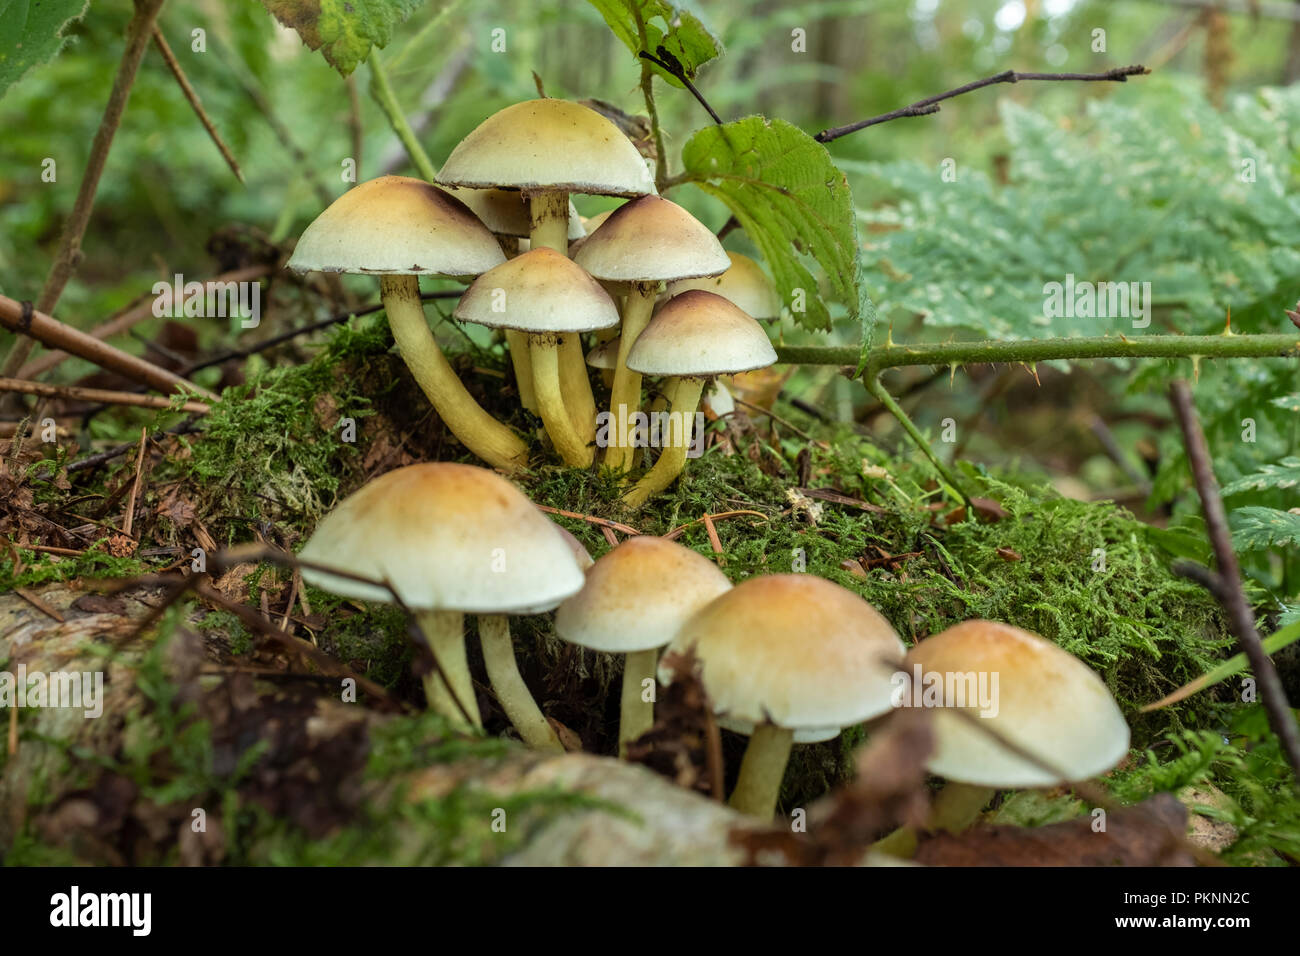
[299,463,584,615]
[627,290,777,378]
[905,620,1130,788]
[660,574,905,731]
[437,99,655,198]
[286,176,505,277]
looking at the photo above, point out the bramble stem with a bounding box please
[368,54,439,182]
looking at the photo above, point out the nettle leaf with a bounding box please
[1222,457,1300,495]
[587,0,721,87]
[1231,506,1300,552]
[259,0,421,75]
[0,0,89,98]
[680,116,862,333]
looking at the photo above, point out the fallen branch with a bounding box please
[0,377,210,414]
[816,65,1149,142]
[0,295,217,401]
[1168,380,1300,782]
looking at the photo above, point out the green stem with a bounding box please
[775,332,1300,377]
[864,373,971,509]
[729,723,795,818]
[619,648,659,758]
[478,615,564,752]
[416,609,481,732]
[368,54,438,182]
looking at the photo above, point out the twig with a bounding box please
[151,25,243,182]
[815,65,1149,143]
[0,376,210,414]
[17,266,270,380]
[1168,380,1300,782]
[662,510,768,541]
[638,49,722,125]
[0,0,168,379]
[0,295,217,400]
[122,427,149,538]
[1145,0,1300,23]
[15,587,66,622]
[67,416,202,473]
[534,504,641,537]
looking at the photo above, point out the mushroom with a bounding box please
[298,463,584,750]
[666,251,782,321]
[585,336,619,390]
[573,196,730,472]
[444,185,585,413]
[903,619,1130,833]
[438,99,655,444]
[286,176,526,473]
[455,247,619,467]
[621,290,777,509]
[554,536,732,756]
[660,574,904,817]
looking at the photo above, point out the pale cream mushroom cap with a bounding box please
[299,463,584,614]
[573,196,729,283]
[667,252,782,320]
[286,176,505,276]
[627,291,777,378]
[905,620,1130,788]
[555,536,732,654]
[444,186,585,241]
[660,574,905,730]
[585,337,620,370]
[454,247,619,334]
[437,99,656,197]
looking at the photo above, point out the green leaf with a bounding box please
[258,0,421,75]
[1231,506,1300,552]
[1222,457,1300,495]
[586,0,722,87]
[0,0,89,98]
[680,116,862,333]
[1272,393,1300,414]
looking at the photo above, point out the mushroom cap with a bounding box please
[573,196,730,283]
[454,247,620,334]
[437,99,655,198]
[660,574,904,730]
[627,290,777,378]
[905,620,1130,788]
[667,252,782,320]
[702,380,735,418]
[551,523,594,570]
[286,176,506,277]
[299,463,585,614]
[717,716,841,744]
[585,337,620,370]
[444,186,585,241]
[555,536,732,653]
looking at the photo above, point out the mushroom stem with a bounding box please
[478,614,564,752]
[380,275,529,474]
[416,609,482,732]
[621,377,705,510]
[928,782,996,833]
[618,648,659,758]
[532,334,594,466]
[729,723,795,818]
[604,283,656,472]
[505,330,538,413]
[528,191,597,443]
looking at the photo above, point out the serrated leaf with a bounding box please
[1231,506,1300,552]
[1222,457,1300,495]
[586,0,721,88]
[0,0,89,98]
[259,0,421,75]
[679,116,861,333]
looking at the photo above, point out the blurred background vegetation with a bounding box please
[1,0,1297,588]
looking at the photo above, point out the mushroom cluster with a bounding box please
[287,98,784,504]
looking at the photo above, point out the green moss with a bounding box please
[0,545,149,592]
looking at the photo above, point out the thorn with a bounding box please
[1222,305,1235,336]
[949,362,958,387]
[1191,354,1202,382]
[1023,362,1041,387]
[886,322,896,348]
[1285,302,1300,330]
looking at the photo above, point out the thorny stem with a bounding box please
[864,373,972,508]
[368,53,439,182]
[1,0,168,381]
[1168,381,1300,783]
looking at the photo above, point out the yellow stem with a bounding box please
[479,615,563,752]
[416,609,481,732]
[381,275,528,474]
[621,377,704,510]
[729,723,795,818]
[619,648,659,758]
[532,335,594,467]
[604,284,657,472]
